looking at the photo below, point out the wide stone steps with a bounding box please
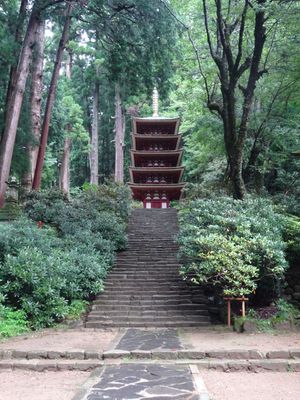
[85,209,211,328]
[91,303,208,310]
[85,320,209,328]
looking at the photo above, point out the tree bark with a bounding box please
[4,0,29,126]
[32,3,72,190]
[90,81,99,185]
[59,136,71,193]
[0,5,41,207]
[114,83,124,183]
[22,19,45,191]
[202,0,266,199]
[59,50,72,194]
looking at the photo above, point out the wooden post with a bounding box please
[227,299,231,327]
[242,296,246,317]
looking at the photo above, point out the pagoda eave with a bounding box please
[131,134,181,151]
[132,117,181,135]
[129,183,186,201]
[129,167,184,183]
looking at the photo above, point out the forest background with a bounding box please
[0,0,299,208]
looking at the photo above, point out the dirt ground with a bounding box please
[201,371,300,400]
[0,328,119,352]
[0,370,90,400]
[181,328,300,351]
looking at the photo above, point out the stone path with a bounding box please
[116,328,183,351]
[83,364,199,400]
[74,329,204,399]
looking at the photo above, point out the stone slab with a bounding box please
[116,328,183,351]
[82,364,200,399]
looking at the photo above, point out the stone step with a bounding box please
[95,291,204,300]
[85,321,209,328]
[87,316,210,324]
[91,304,208,311]
[88,310,210,317]
[101,289,206,296]
[93,300,207,306]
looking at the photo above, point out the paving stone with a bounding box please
[208,360,229,372]
[151,350,178,360]
[1,350,13,360]
[66,351,85,360]
[35,361,58,372]
[84,364,199,399]
[250,360,288,372]
[85,351,102,360]
[27,350,48,359]
[290,349,300,359]
[13,361,38,371]
[130,350,152,359]
[0,361,12,369]
[177,350,206,359]
[288,360,300,372]
[47,351,65,359]
[227,360,250,371]
[116,328,183,351]
[248,349,264,359]
[266,350,291,359]
[103,350,130,359]
[12,350,28,359]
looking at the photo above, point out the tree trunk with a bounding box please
[114,83,124,183]
[32,3,72,190]
[59,50,72,194]
[22,19,45,191]
[4,0,29,126]
[90,81,99,185]
[59,136,71,193]
[0,6,41,207]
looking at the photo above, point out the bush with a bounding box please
[0,294,29,338]
[178,196,287,299]
[0,183,131,330]
[23,183,130,251]
[281,214,300,266]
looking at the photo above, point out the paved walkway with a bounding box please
[1,327,300,399]
[83,364,199,400]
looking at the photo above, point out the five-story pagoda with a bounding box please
[129,89,185,208]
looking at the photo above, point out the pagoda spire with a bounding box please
[152,87,159,117]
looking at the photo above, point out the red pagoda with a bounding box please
[129,89,185,208]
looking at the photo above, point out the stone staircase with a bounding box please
[85,208,211,328]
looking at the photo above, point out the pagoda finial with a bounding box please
[152,87,159,117]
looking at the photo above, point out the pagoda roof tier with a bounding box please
[131,150,183,167]
[132,117,180,135]
[129,183,186,201]
[132,134,181,151]
[129,167,184,183]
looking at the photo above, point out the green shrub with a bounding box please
[0,183,131,331]
[281,214,300,266]
[0,294,29,338]
[23,184,130,251]
[178,196,287,299]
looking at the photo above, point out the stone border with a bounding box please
[0,358,299,372]
[190,364,211,400]
[1,348,300,361]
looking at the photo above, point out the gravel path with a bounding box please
[0,370,90,400]
[202,371,300,400]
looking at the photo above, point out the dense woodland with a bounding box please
[0,0,299,205]
[0,0,300,334]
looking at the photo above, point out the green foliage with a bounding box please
[243,300,300,332]
[178,196,287,297]
[0,294,29,338]
[65,300,88,321]
[281,214,300,266]
[0,184,130,330]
